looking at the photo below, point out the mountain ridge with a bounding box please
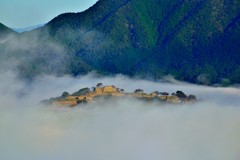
[1,0,240,85]
[0,23,19,43]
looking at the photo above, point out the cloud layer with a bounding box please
[0,72,240,160]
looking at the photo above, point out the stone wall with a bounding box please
[111,93,125,97]
[66,96,78,100]
[103,86,117,92]
[94,87,103,94]
[52,101,78,106]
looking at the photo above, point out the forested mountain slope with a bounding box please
[0,23,18,43]
[1,0,240,85]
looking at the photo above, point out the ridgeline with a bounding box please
[1,0,240,85]
[0,23,18,43]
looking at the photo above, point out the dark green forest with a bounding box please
[0,0,240,85]
[0,23,18,42]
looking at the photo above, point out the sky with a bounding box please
[0,0,98,28]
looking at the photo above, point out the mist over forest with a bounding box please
[1,0,240,85]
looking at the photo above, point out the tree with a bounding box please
[161,92,169,96]
[187,94,196,100]
[120,89,125,92]
[176,90,187,99]
[62,91,69,98]
[96,83,103,87]
[134,89,144,93]
[152,91,160,95]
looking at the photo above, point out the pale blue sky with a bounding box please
[0,0,98,28]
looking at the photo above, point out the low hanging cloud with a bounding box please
[0,71,240,160]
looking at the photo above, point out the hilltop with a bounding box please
[1,0,240,85]
[41,83,198,107]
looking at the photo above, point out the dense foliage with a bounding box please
[71,88,90,96]
[61,91,70,98]
[1,0,240,85]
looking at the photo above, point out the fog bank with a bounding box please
[0,72,240,160]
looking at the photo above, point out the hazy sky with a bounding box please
[0,0,98,28]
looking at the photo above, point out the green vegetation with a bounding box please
[176,90,187,99]
[0,23,18,42]
[71,88,90,96]
[1,0,240,85]
[61,91,70,98]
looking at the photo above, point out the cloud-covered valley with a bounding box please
[0,72,240,160]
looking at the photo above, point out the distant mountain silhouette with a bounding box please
[11,24,45,33]
[1,0,240,85]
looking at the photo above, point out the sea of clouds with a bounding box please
[0,71,240,160]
